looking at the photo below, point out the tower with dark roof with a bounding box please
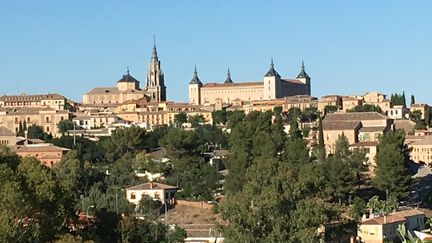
[224,68,234,84]
[296,61,311,95]
[263,58,282,100]
[145,42,166,102]
[117,68,140,91]
[188,66,202,105]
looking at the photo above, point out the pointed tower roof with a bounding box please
[296,60,310,79]
[189,66,202,84]
[151,36,158,61]
[117,68,139,83]
[264,58,280,77]
[224,68,233,84]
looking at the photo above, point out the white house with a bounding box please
[125,182,177,205]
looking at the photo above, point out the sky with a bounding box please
[0,1,431,103]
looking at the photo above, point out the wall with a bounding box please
[176,200,213,210]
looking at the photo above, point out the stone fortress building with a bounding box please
[82,44,166,106]
[188,60,311,105]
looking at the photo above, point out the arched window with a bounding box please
[130,192,136,200]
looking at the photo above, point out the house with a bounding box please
[357,209,425,243]
[350,141,378,167]
[0,126,17,146]
[14,143,69,168]
[125,182,177,205]
[322,112,392,153]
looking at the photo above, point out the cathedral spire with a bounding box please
[224,68,233,84]
[152,36,158,60]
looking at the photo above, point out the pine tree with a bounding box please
[402,91,406,107]
[373,131,411,199]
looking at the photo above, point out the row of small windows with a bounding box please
[413,147,432,152]
[0,140,9,145]
[202,89,261,94]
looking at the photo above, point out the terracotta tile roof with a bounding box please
[410,138,432,146]
[281,79,304,84]
[361,209,424,225]
[0,94,65,102]
[202,81,262,88]
[324,112,388,121]
[359,126,387,133]
[85,87,147,95]
[14,144,69,153]
[351,141,379,147]
[126,182,177,191]
[323,121,361,130]
[0,126,15,136]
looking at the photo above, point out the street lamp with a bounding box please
[86,205,95,217]
[113,186,125,215]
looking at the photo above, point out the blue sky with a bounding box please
[0,1,431,103]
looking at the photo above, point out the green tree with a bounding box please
[137,195,162,219]
[347,104,382,113]
[323,134,365,203]
[324,105,338,114]
[348,197,366,221]
[373,130,411,200]
[174,112,187,127]
[102,126,148,163]
[188,114,204,127]
[58,120,74,134]
[410,95,415,106]
[317,115,326,162]
[301,107,318,122]
[212,110,227,125]
[410,110,422,122]
[226,110,245,128]
[27,124,52,140]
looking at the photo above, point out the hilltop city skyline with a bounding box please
[0,1,431,103]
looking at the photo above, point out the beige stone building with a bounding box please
[357,209,424,243]
[410,103,429,120]
[115,99,213,129]
[350,141,378,167]
[242,95,318,114]
[83,45,166,106]
[0,126,17,146]
[188,60,311,105]
[342,96,363,112]
[362,92,391,113]
[0,93,66,111]
[14,143,69,168]
[408,137,432,165]
[72,112,119,129]
[0,108,69,136]
[322,112,392,153]
[317,95,343,113]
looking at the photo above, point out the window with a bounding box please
[154,192,160,200]
[130,192,136,200]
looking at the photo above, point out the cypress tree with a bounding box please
[318,115,326,161]
[410,95,415,106]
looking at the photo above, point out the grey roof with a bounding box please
[0,126,15,136]
[296,61,310,79]
[264,59,280,77]
[224,68,234,84]
[117,71,140,83]
[189,66,202,85]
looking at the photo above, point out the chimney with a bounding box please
[384,215,387,224]
[24,130,28,146]
[150,181,154,189]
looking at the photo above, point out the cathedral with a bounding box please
[82,44,166,106]
[188,60,311,105]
